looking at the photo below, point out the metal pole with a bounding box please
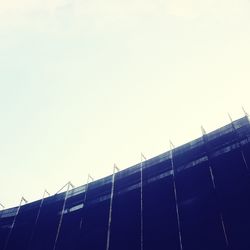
[79,174,94,230]
[3,197,28,250]
[27,189,50,250]
[242,107,250,144]
[0,203,4,210]
[228,113,249,170]
[169,141,183,250]
[140,153,146,250]
[242,106,249,117]
[55,182,71,195]
[53,182,74,250]
[201,126,229,247]
[0,203,4,220]
[106,164,119,250]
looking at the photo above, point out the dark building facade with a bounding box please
[1,116,250,250]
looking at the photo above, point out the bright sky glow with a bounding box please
[0,0,250,208]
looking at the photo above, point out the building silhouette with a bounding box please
[1,115,250,250]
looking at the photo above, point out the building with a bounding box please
[1,116,250,250]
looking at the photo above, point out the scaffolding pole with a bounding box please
[170,141,183,250]
[53,182,74,250]
[201,126,229,247]
[79,174,94,230]
[228,113,249,171]
[3,197,28,250]
[0,203,4,210]
[140,153,146,250]
[27,189,50,250]
[0,203,4,220]
[106,164,119,250]
[242,106,249,117]
[84,175,94,205]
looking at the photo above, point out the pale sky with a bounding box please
[0,0,250,208]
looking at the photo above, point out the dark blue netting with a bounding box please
[53,193,84,250]
[143,159,172,180]
[114,170,140,192]
[144,174,180,250]
[211,148,250,250]
[0,215,15,250]
[206,131,237,152]
[5,201,40,250]
[174,143,206,167]
[242,143,250,167]
[175,160,227,250]
[77,181,111,250]
[109,171,141,250]
[1,117,250,250]
[28,196,65,250]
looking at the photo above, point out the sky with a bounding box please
[0,0,250,208]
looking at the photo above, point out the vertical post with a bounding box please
[201,126,229,247]
[169,140,183,250]
[201,126,216,189]
[0,203,4,210]
[27,189,50,250]
[0,203,4,219]
[3,197,28,250]
[227,113,233,123]
[242,106,249,117]
[106,164,119,250]
[140,153,146,250]
[242,107,250,145]
[79,174,94,230]
[84,175,94,205]
[228,113,249,171]
[242,107,250,129]
[53,182,74,250]
[35,189,50,227]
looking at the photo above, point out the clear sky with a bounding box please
[0,0,250,208]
